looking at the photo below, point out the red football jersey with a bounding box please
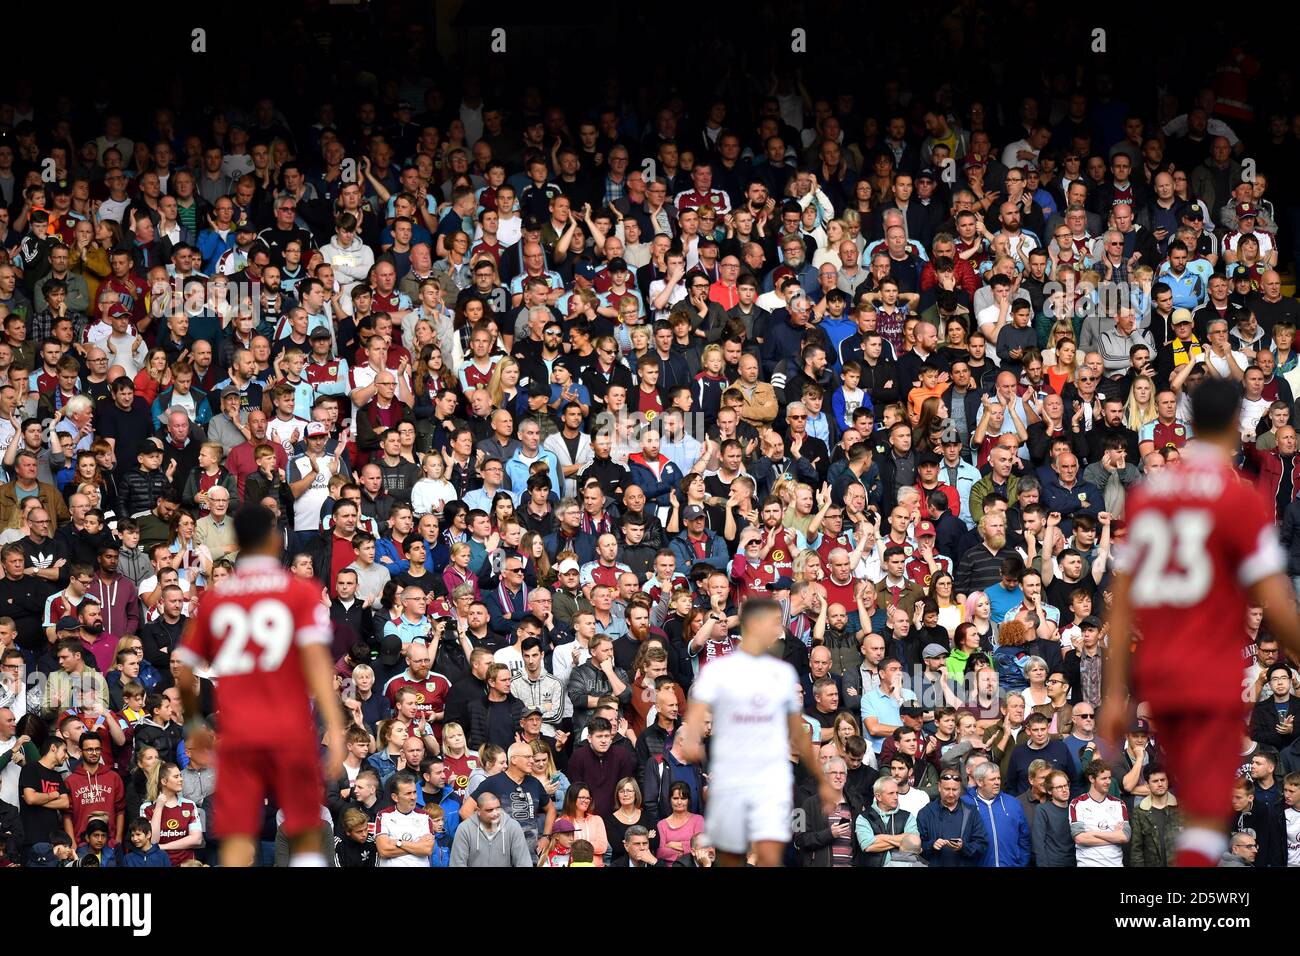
[1118,443,1284,710]
[382,671,451,739]
[175,556,330,749]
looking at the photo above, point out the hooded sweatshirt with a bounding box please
[321,234,375,288]
[448,814,533,868]
[64,762,126,844]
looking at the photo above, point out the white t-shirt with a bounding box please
[291,454,338,532]
[690,650,800,791]
[1069,793,1128,867]
[375,805,433,867]
[897,785,931,816]
[494,646,525,683]
[1286,806,1300,867]
[266,416,310,455]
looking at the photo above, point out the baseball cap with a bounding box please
[922,643,949,659]
[305,422,330,438]
[1129,718,1151,735]
[1080,615,1103,630]
[557,558,580,574]
[915,519,937,538]
[139,437,164,455]
[236,221,258,234]
[917,451,941,467]
[221,385,241,401]
[899,703,926,717]
[575,262,597,282]
[1230,264,1250,281]
[379,635,403,666]
[395,100,413,112]
[682,505,706,521]
[607,257,628,274]
[770,576,795,591]
[552,818,577,834]
[1182,205,1203,220]
[916,168,937,182]
[1235,202,1258,219]
[309,326,333,340]
[56,615,81,633]
[522,707,543,719]
[1171,308,1193,326]
[107,303,132,321]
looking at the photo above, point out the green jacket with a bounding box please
[968,473,1019,526]
[1129,794,1182,868]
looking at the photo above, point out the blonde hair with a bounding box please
[486,357,520,408]
[1123,374,1158,431]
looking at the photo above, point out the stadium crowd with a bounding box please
[1,32,1299,869]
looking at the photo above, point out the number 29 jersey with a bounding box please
[1117,442,1284,710]
[175,556,331,750]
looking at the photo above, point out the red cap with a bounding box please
[1236,202,1258,219]
[915,519,937,538]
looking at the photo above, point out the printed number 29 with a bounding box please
[1127,509,1212,606]
[210,600,294,675]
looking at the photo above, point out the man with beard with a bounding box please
[140,585,188,676]
[956,511,1020,596]
[86,543,141,649]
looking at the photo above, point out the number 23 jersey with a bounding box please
[1117,442,1284,710]
[175,555,331,750]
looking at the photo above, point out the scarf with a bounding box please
[498,579,528,616]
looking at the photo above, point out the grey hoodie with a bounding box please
[1217,851,1252,867]
[449,814,533,867]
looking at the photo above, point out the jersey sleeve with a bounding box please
[295,585,331,647]
[1229,484,1286,588]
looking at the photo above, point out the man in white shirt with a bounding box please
[288,423,347,544]
[375,773,434,867]
[1069,760,1130,867]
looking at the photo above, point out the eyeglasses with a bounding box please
[1074,712,1095,719]
[939,773,962,782]
[788,414,807,420]
[1078,376,1097,382]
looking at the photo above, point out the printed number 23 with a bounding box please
[1127,509,1212,606]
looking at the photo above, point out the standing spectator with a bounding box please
[1032,769,1078,867]
[1070,760,1130,867]
[1129,768,1182,867]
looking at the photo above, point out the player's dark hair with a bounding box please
[234,502,277,552]
[1190,376,1241,435]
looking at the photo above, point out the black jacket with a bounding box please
[1249,696,1300,751]
[330,600,374,652]
[465,693,526,751]
[0,575,46,651]
[118,468,172,520]
[132,719,182,765]
[793,789,868,867]
[140,616,186,671]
